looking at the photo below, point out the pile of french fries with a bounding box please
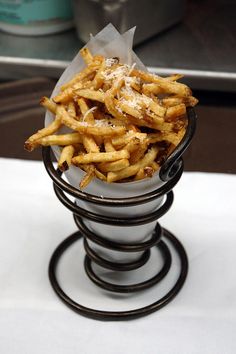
[24,47,198,189]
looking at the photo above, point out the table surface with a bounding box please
[1,158,236,354]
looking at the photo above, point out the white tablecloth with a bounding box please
[1,158,236,354]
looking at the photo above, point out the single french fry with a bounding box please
[94,168,107,181]
[117,99,143,119]
[92,59,105,89]
[185,96,199,107]
[129,141,148,165]
[58,145,75,171]
[24,115,62,151]
[71,82,83,91]
[112,132,147,147]
[60,62,101,91]
[82,163,107,182]
[40,96,57,114]
[92,55,105,63]
[144,166,156,178]
[145,111,164,125]
[77,98,95,124]
[107,146,159,182]
[80,47,93,64]
[166,104,186,120]
[141,116,173,131]
[77,98,99,152]
[102,82,111,92]
[82,134,100,153]
[112,112,173,132]
[104,89,125,120]
[129,79,142,93]
[72,150,130,165]
[105,118,127,127]
[146,133,163,144]
[120,90,166,118]
[76,89,105,103]
[98,158,129,172]
[38,133,82,146]
[123,137,141,153]
[132,69,191,97]
[73,77,96,90]
[147,132,182,146]
[135,166,156,180]
[104,138,116,152]
[148,100,166,117]
[150,161,160,171]
[164,74,184,81]
[161,97,183,107]
[67,101,77,117]
[130,70,161,83]
[177,126,186,142]
[142,84,164,95]
[143,73,183,87]
[53,88,74,104]
[79,164,95,189]
[134,168,145,181]
[126,124,140,132]
[143,81,191,97]
[57,106,125,136]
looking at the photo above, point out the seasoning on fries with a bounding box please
[24,47,198,188]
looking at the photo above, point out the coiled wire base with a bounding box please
[43,107,196,321]
[48,228,188,321]
[43,148,188,321]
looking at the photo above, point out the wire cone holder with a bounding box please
[42,108,196,321]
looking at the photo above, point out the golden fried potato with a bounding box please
[24,48,197,187]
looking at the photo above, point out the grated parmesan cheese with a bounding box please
[82,106,97,121]
[128,62,136,75]
[102,63,136,82]
[124,76,134,86]
[79,119,112,128]
[94,119,110,127]
[105,58,118,67]
[119,96,142,110]
[116,106,123,114]
[79,121,89,126]
[141,94,152,106]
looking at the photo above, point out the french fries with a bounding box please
[107,146,159,182]
[24,46,198,188]
[38,133,83,146]
[79,164,95,189]
[40,96,57,114]
[58,145,75,171]
[72,150,130,165]
[98,159,130,172]
[24,115,62,151]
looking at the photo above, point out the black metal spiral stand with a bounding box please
[42,107,196,321]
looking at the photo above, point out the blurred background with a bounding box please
[0,0,235,173]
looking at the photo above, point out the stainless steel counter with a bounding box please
[0,0,235,91]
